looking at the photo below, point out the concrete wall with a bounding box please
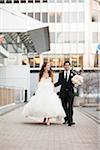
[0,65,30,102]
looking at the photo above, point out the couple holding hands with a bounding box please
[23,61,83,126]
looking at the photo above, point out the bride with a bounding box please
[23,62,66,125]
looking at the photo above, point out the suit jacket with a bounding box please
[54,70,75,99]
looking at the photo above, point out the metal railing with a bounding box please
[76,70,100,107]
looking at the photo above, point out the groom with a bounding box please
[54,61,75,126]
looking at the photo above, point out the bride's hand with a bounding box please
[53,84,56,92]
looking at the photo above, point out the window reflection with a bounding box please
[49,12,55,23]
[22,55,83,68]
[43,55,83,68]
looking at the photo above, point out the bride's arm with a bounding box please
[52,82,56,92]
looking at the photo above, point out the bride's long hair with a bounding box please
[39,62,53,82]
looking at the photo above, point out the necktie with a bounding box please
[65,71,67,80]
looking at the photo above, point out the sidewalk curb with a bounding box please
[77,108,100,124]
[0,102,25,116]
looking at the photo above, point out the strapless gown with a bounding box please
[23,77,65,122]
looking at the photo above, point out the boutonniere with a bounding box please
[71,73,74,76]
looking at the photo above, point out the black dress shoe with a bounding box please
[63,121,67,124]
[68,122,75,126]
[68,123,72,126]
[71,122,75,125]
[43,118,46,124]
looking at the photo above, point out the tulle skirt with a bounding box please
[23,90,65,121]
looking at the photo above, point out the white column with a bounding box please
[17,53,23,65]
[84,0,92,69]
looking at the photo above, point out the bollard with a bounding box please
[24,89,27,103]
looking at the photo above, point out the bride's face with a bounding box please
[45,63,51,71]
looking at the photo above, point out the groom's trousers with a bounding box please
[61,91,74,124]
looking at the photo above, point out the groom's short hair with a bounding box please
[64,61,70,66]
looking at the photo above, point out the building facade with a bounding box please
[0,0,100,69]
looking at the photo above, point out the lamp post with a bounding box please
[96,44,100,111]
[96,44,100,67]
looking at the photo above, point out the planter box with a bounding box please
[73,96,84,107]
[96,103,100,111]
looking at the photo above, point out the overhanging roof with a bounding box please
[0,7,50,54]
[0,7,48,32]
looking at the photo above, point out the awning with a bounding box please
[0,7,50,54]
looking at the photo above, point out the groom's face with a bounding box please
[64,63,70,71]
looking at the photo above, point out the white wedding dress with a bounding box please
[23,77,65,121]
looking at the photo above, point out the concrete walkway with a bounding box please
[78,107,100,124]
[0,106,99,150]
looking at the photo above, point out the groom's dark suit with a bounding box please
[54,70,75,125]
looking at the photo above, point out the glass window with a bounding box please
[64,12,69,23]
[71,56,78,67]
[78,0,84,2]
[63,32,70,43]
[56,0,62,3]
[56,32,63,43]
[70,12,77,23]
[49,13,55,23]
[64,0,69,2]
[70,32,77,43]
[28,58,34,67]
[64,55,70,63]
[50,32,55,43]
[28,0,33,2]
[42,13,48,22]
[56,12,63,23]
[21,0,26,3]
[79,56,83,67]
[71,0,77,2]
[14,0,19,3]
[0,0,5,3]
[35,13,40,21]
[78,12,84,22]
[92,32,98,43]
[43,0,48,2]
[49,0,55,2]
[28,13,33,18]
[43,55,83,68]
[6,0,12,3]
[28,55,40,68]
[44,57,49,63]
[99,14,100,22]
[34,56,40,68]
[35,0,40,2]
[50,57,62,68]
[78,32,85,43]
